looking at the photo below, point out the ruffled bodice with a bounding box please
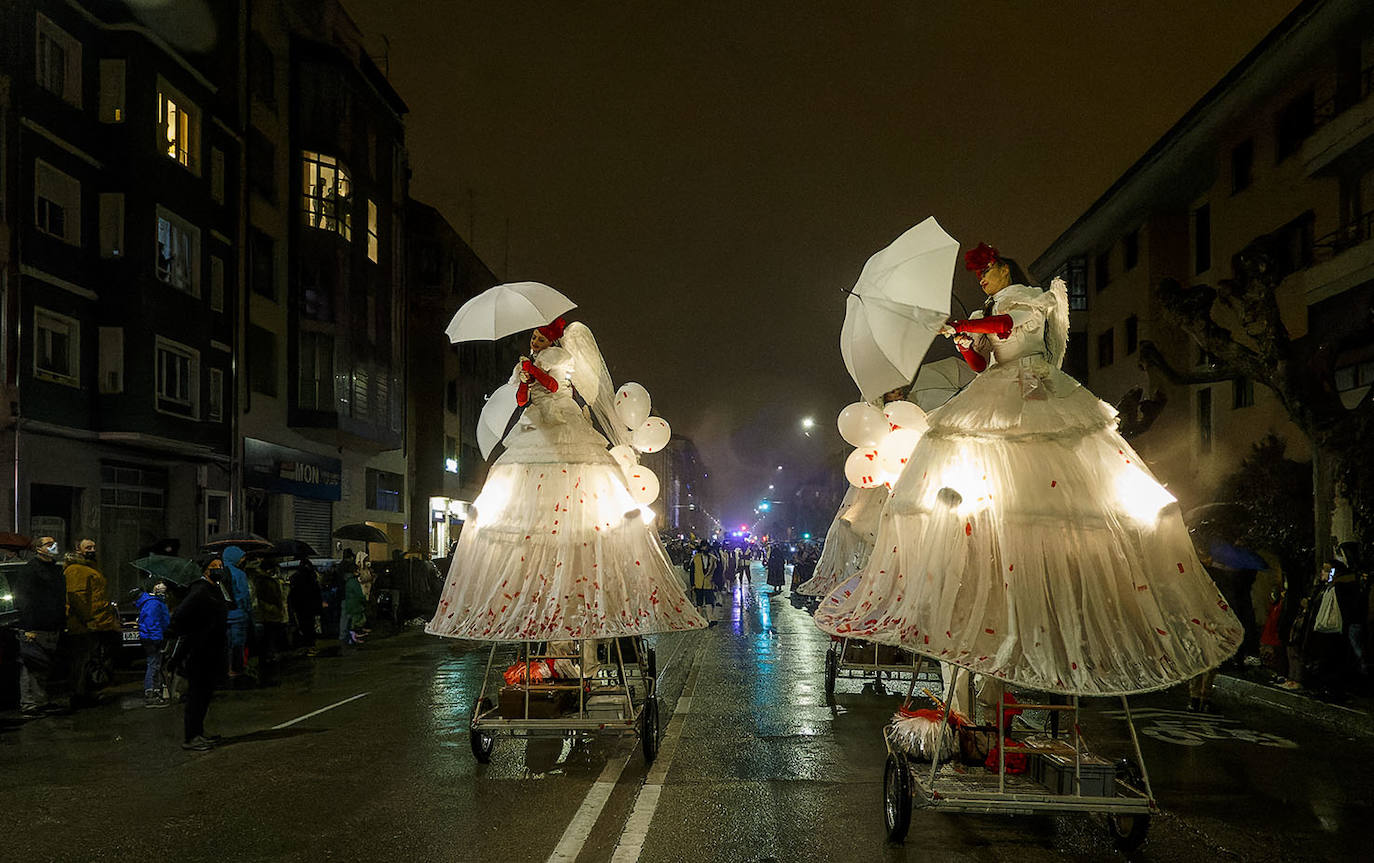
[497,347,615,466]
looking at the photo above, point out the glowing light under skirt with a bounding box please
[426,461,705,641]
[797,484,887,598]
[815,364,1243,696]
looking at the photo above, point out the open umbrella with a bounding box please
[1207,539,1270,571]
[841,218,959,400]
[272,539,317,559]
[202,530,272,551]
[0,531,32,551]
[478,381,521,460]
[445,282,576,344]
[131,554,201,584]
[333,523,389,543]
[911,356,977,411]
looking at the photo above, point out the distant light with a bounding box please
[768,484,774,490]
[0,594,11,602]
[444,458,459,473]
[777,465,783,471]
[802,533,811,540]
[801,417,815,429]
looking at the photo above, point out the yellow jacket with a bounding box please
[64,556,121,633]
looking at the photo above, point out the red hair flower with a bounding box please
[537,316,567,341]
[963,242,1000,274]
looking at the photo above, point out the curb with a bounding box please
[1215,673,1374,737]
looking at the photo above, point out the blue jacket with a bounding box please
[135,591,169,641]
[222,546,253,628]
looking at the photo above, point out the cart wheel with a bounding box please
[824,648,838,697]
[469,697,495,764]
[646,647,657,681]
[1106,812,1150,851]
[883,753,911,842]
[641,696,661,764]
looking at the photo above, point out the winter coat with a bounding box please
[342,574,367,630]
[289,564,322,616]
[9,557,67,631]
[166,577,228,674]
[63,554,121,633]
[221,546,254,630]
[248,560,288,624]
[135,591,170,641]
[766,548,787,587]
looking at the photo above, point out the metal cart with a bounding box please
[881,667,1156,851]
[823,637,941,697]
[468,636,661,765]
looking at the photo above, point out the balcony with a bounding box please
[1303,65,1374,176]
[1306,210,1374,305]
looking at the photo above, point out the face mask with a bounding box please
[82,549,97,560]
[41,543,59,556]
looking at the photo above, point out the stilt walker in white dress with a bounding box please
[817,244,1241,696]
[427,316,704,641]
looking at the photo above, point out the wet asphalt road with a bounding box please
[2,562,1371,862]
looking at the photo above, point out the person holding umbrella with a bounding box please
[165,559,229,751]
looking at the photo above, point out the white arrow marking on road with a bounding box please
[271,692,371,729]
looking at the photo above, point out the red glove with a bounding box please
[516,381,530,406]
[951,314,1014,338]
[521,360,559,393]
[957,343,988,372]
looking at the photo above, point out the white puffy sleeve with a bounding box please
[536,346,575,387]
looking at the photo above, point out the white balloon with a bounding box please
[883,400,929,434]
[615,383,651,429]
[609,444,638,470]
[837,402,888,448]
[632,417,671,453]
[844,447,883,489]
[625,465,660,504]
[878,428,924,476]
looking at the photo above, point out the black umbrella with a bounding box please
[272,538,318,558]
[333,523,389,543]
[0,531,32,551]
[202,530,273,551]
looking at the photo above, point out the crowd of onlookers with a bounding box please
[659,536,824,621]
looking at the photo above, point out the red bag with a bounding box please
[503,659,556,686]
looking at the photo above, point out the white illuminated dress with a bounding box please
[798,482,886,598]
[427,325,705,641]
[815,282,1242,695]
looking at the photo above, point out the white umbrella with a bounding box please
[911,356,977,411]
[445,282,576,344]
[477,382,520,460]
[841,218,960,400]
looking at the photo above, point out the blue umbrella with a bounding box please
[1207,539,1269,571]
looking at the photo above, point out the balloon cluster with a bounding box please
[837,400,929,489]
[610,382,671,505]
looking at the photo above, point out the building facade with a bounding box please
[1032,0,1374,522]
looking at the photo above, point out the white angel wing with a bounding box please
[558,322,629,449]
[1046,277,1070,369]
[477,381,520,460]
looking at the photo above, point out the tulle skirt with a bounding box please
[816,356,1242,696]
[798,485,886,597]
[427,416,704,641]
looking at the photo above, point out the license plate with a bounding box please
[122,629,140,643]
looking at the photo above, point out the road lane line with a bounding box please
[609,645,705,863]
[271,692,371,729]
[545,752,632,863]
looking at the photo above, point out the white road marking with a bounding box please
[271,692,370,729]
[546,752,632,863]
[609,645,705,863]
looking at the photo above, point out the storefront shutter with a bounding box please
[293,498,333,558]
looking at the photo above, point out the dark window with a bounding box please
[1094,251,1110,292]
[250,229,275,300]
[1231,139,1254,193]
[1233,376,1255,409]
[1276,88,1315,161]
[1097,328,1115,368]
[1270,211,1315,278]
[365,468,403,512]
[248,35,275,108]
[1125,314,1138,355]
[1197,387,1213,454]
[1065,258,1087,311]
[1335,41,1363,113]
[298,257,335,322]
[247,324,277,396]
[1122,230,1139,271]
[248,127,275,203]
[445,379,458,414]
[1194,204,1211,274]
[1063,332,1088,379]
[1197,345,1217,368]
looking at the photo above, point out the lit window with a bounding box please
[158,81,199,172]
[367,199,378,262]
[301,151,352,240]
[155,336,199,417]
[34,159,81,246]
[445,436,459,473]
[35,307,79,386]
[155,206,200,295]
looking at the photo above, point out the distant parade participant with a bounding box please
[817,243,1241,696]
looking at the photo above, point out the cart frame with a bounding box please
[881,663,1157,851]
[468,636,662,764]
[823,637,942,697]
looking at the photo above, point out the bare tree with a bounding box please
[1138,234,1374,566]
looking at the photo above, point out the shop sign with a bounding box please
[243,438,342,501]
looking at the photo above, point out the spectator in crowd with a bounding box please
[766,543,788,595]
[63,538,121,706]
[221,546,253,682]
[166,559,229,751]
[248,554,289,684]
[340,562,368,647]
[135,580,171,708]
[10,536,68,716]
[289,556,323,653]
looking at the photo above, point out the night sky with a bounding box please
[342,0,1297,526]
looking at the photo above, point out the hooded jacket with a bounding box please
[134,591,170,641]
[221,546,254,628]
[63,553,121,634]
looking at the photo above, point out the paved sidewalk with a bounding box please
[1216,668,1374,737]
